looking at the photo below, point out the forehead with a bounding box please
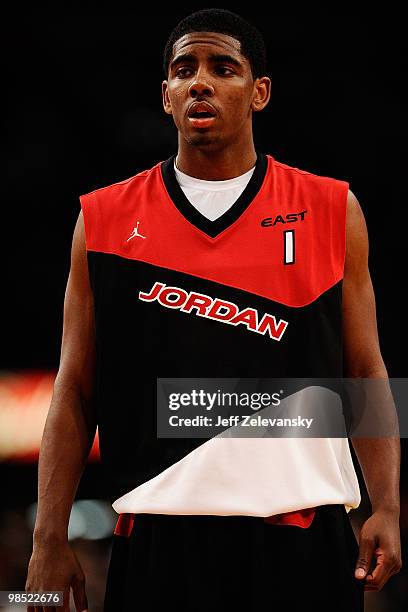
[171,31,245,61]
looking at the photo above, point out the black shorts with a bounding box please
[104,504,364,611]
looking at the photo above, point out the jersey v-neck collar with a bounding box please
[160,151,268,238]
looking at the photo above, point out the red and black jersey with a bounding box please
[80,152,360,518]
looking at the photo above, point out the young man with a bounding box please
[26,9,401,612]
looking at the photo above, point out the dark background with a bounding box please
[4,7,407,611]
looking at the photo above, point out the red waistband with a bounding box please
[263,506,316,528]
[114,507,316,537]
[114,513,135,537]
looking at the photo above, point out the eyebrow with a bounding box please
[170,52,243,70]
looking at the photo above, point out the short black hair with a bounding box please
[163,9,267,79]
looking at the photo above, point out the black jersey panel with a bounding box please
[88,252,343,502]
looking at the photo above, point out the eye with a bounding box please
[175,67,194,78]
[215,66,234,76]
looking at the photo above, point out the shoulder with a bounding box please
[267,155,349,201]
[80,160,163,201]
[346,189,368,244]
[346,188,364,216]
[269,155,345,183]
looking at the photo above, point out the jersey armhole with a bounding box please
[331,179,350,283]
[79,192,97,252]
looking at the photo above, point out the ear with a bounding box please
[162,80,172,115]
[251,76,271,112]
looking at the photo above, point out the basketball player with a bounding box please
[26,9,401,612]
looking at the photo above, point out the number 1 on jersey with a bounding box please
[284,230,295,265]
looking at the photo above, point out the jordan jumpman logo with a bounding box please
[127,221,146,241]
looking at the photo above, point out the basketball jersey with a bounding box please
[79,151,361,520]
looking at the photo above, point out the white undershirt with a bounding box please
[174,159,256,221]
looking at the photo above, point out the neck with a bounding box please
[176,138,257,181]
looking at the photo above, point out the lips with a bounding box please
[187,101,217,129]
[187,101,217,118]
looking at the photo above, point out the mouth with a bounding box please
[187,101,217,129]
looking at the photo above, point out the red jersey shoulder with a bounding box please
[79,160,164,251]
[270,156,348,184]
[80,160,162,200]
[270,156,350,209]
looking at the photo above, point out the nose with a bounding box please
[188,69,215,98]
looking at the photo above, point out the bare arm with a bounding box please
[342,189,401,590]
[26,211,96,612]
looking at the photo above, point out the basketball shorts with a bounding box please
[104,504,364,611]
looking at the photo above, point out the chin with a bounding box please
[187,132,223,149]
